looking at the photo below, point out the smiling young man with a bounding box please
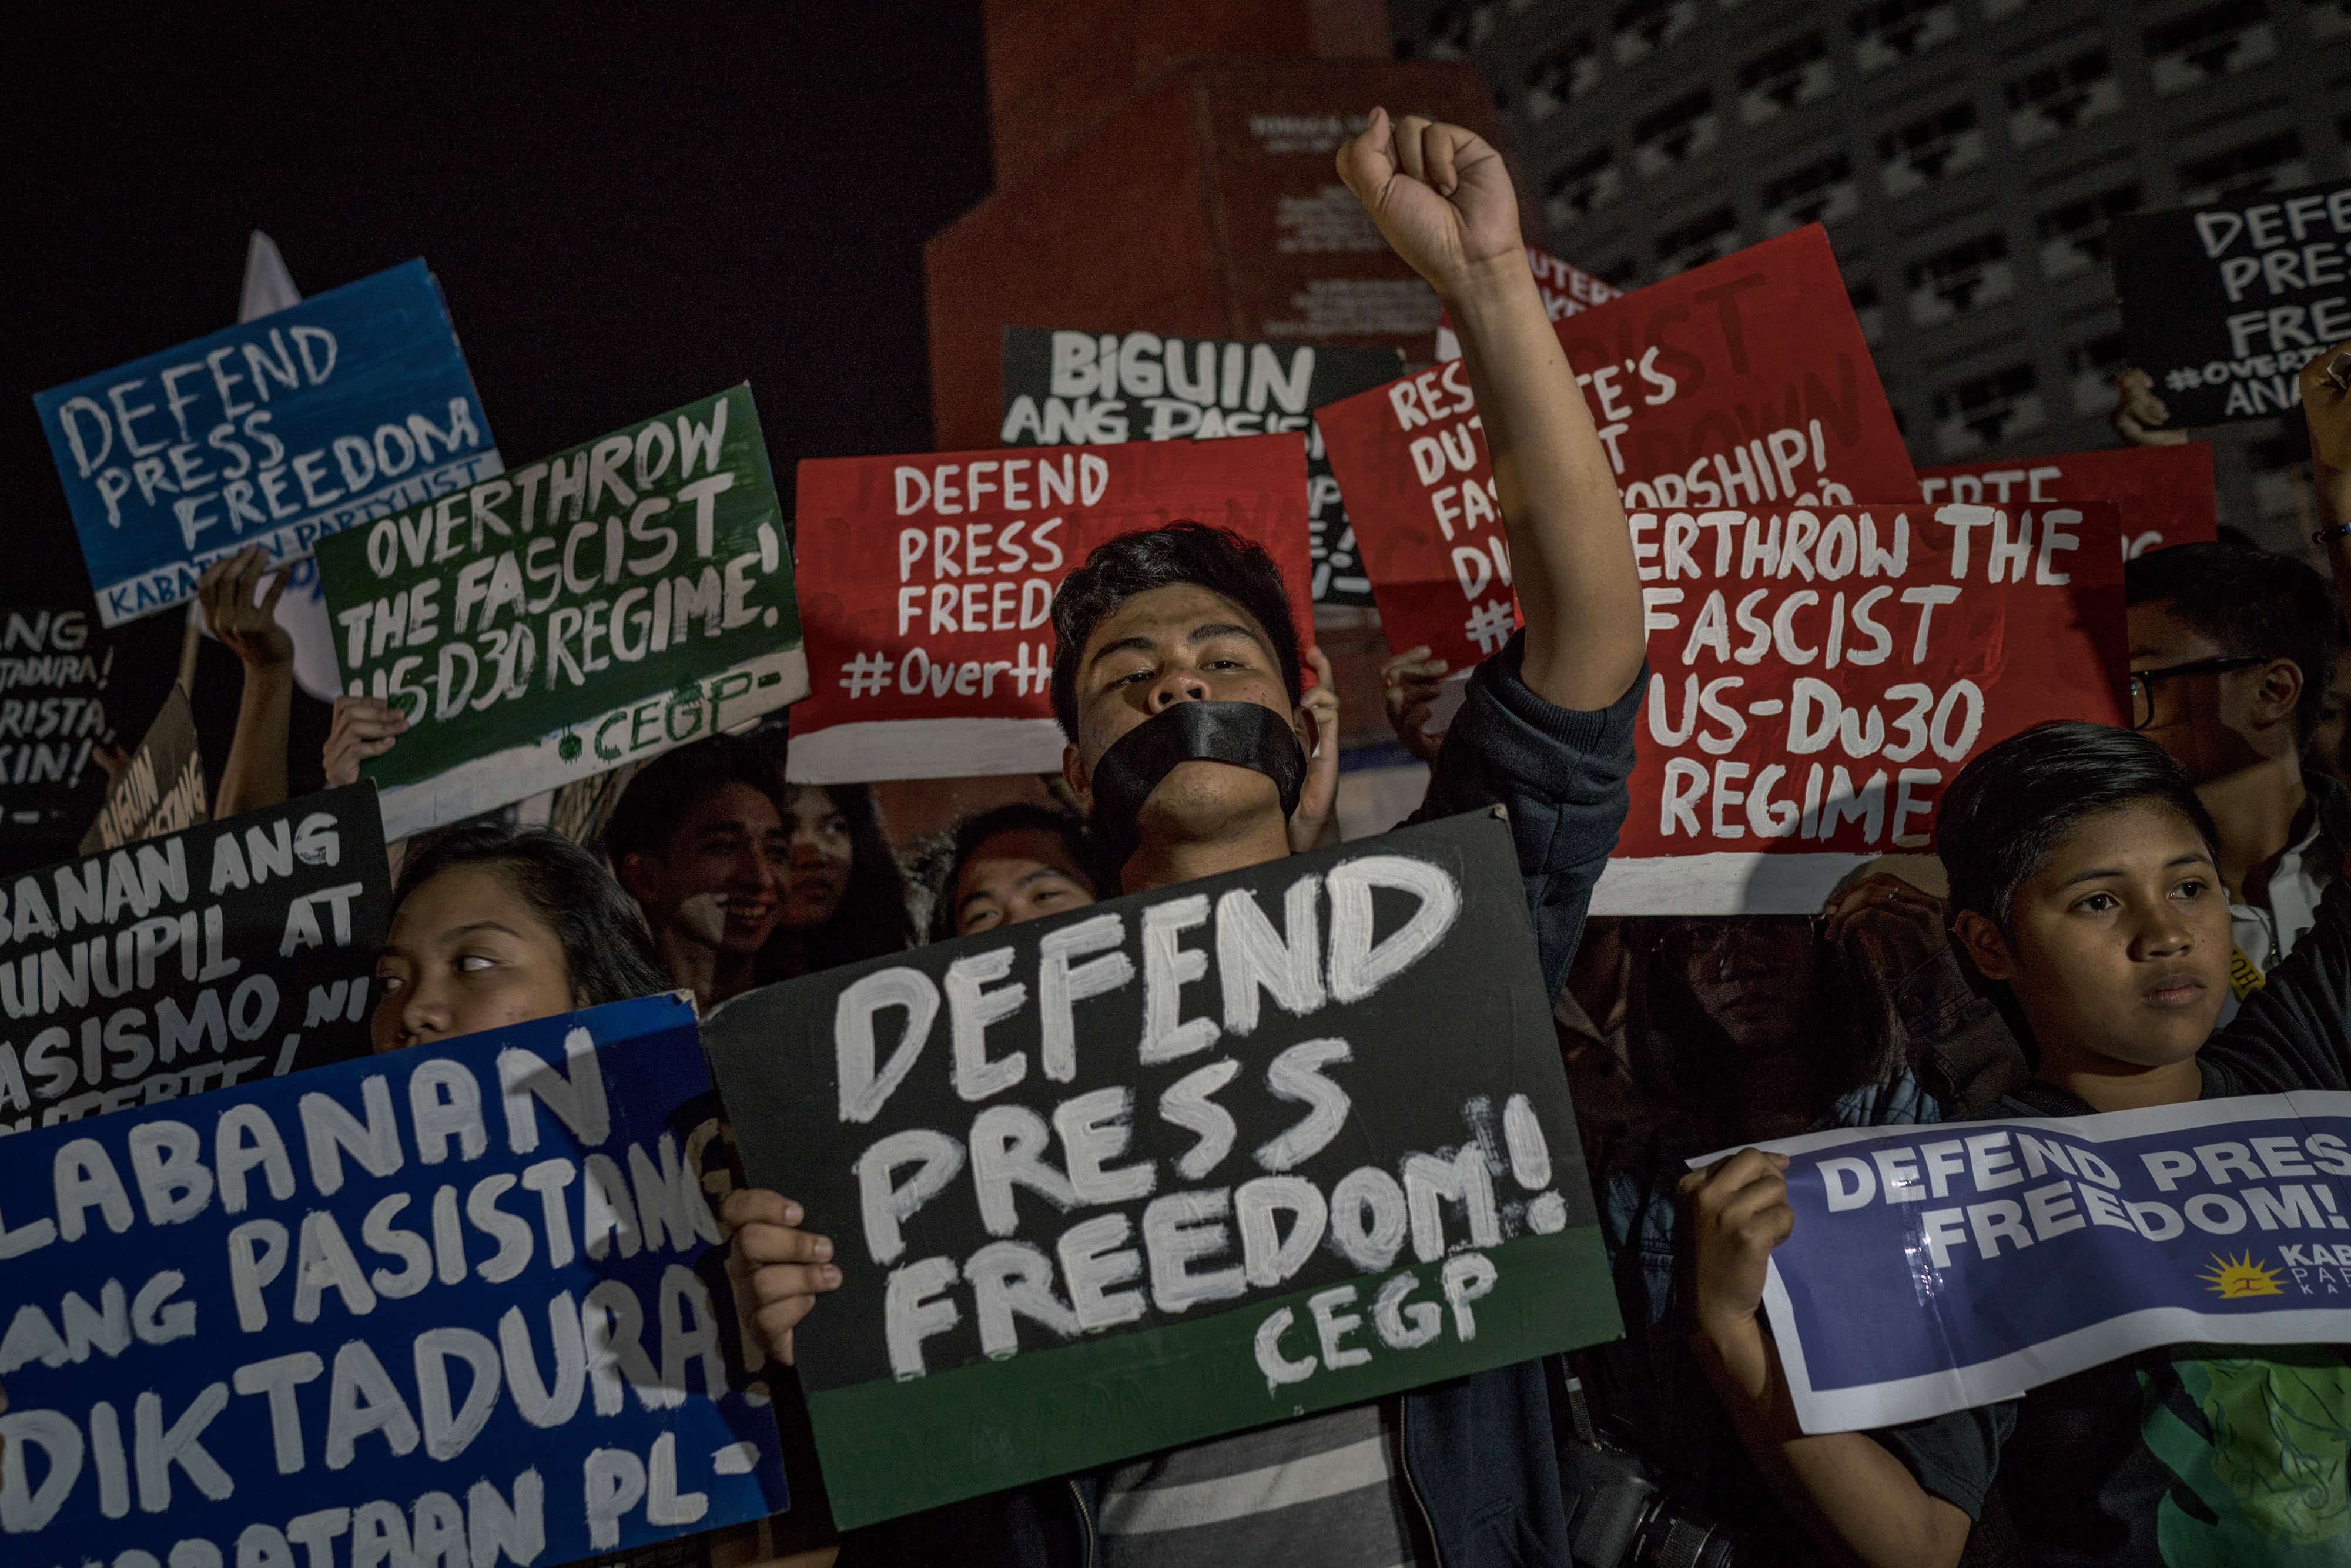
[2126,543,2348,998]
[1683,721,2351,1567]
[722,106,1647,1567]
[602,735,791,1010]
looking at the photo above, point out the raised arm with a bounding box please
[199,545,295,819]
[1338,108,1644,710]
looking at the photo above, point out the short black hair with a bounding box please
[394,823,672,1007]
[2126,542,2341,747]
[925,802,1099,942]
[1937,721,2220,927]
[601,735,788,867]
[1049,522,1302,743]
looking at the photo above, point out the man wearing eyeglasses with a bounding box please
[2125,540,2349,1011]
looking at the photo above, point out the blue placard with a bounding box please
[34,260,501,627]
[0,992,789,1564]
[1739,1091,2351,1433]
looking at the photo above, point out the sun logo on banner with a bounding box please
[2198,1252,2286,1299]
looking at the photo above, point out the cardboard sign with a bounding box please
[1729,1091,2351,1433]
[788,433,1315,783]
[5,783,387,1136]
[1594,501,2128,914]
[314,386,805,842]
[1,608,116,835]
[81,686,205,856]
[704,809,1620,1528]
[0,993,792,1564]
[1920,444,2218,561]
[2112,180,2350,426]
[1319,225,1920,672]
[999,328,1402,607]
[34,260,501,628]
[1433,244,1621,361]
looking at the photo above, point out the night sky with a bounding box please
[7,9,993,850]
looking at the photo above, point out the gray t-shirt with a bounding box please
[1097,1400,1430,1567]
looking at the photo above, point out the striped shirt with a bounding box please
[1096,1400,1429,1567]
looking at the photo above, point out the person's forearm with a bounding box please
[216,664,293,819]
[1446,257,1644,710]
[1692,1317,1966,1568]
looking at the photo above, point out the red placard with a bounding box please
[1433,243,1621,360]
[1919,444,2218,561]
[788,433,1315,782]
[1595,500,2128,914]
[1319,226,1920,672]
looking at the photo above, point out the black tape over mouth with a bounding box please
[1088,701,1307,871]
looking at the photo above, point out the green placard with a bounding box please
[315,385,805,836]
[704,809,1623,1528]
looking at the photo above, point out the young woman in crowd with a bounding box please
[1589,893,1954,1562]
[926,800,1101,940]
[753,782,916,982]
[371,820,833,1567]
[370,821,672,1053]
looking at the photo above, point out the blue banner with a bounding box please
[0,992,789,1564]
[34,260,501,627]
[1731,1091,2351,1432]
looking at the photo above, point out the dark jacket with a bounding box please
[839,635,1644,1567]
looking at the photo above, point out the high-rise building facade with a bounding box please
[1391,0,2349,550]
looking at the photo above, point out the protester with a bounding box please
[370,822,671,1053]
[1682,719,2351,1565]
[2126,541,2347,993]
[722,106,1648,1565]
[368,821,815,1567]
[1586,882,2004,1563]
[926,800,1099,940]
[753,780,917,982]
[199,543,296,817]
[602,736,793,1010]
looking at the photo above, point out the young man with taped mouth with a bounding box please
[1683,721,2351,1568]
[721,107,1646,1567]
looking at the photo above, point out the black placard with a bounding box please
[1000,327,1402,606]
[81,684,204,853]
[2,782,389,1134]
[2112,179,2351,427]
[0,605,116,837]
[703,808,1620,1527]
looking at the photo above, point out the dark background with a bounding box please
[6,9,992,867]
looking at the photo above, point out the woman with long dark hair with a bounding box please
[756,782,916,982]
[371,822,673,1053]
[1582,897,1956,1564]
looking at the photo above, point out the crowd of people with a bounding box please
[18,106,2351,1568]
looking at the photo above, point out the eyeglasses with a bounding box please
[1657,917,1821,971]
[2128,655,2266,731]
